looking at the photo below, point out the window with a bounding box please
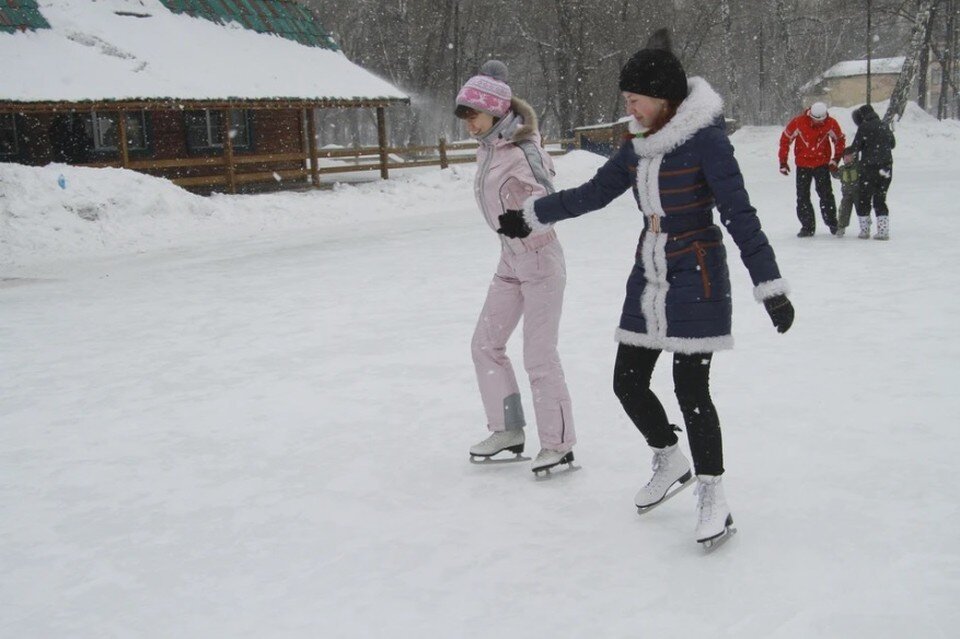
[85,111,149,151]
[185,109,251,151]
[0,114,18,158]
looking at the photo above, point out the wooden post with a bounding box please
[223,107,236,194]
[438,137,448,169]
[305,107,320,187]
[117,110,130,168]
[376,106,389,180]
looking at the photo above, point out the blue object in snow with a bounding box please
[57,174,67,189]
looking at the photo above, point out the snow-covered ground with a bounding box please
[2,105,959,638]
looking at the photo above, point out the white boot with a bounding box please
[531,448,574,473]
[634,444,693,510]
[874,216,889,240]
[857,216,871,239]
[469,429,524,458]
[694,475,733,543]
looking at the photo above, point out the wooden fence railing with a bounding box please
[84,137,575,191]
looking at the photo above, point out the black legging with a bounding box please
[612,343,724,476]
[796,165,838,232]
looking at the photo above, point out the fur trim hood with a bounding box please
[628,77,724,158]
[504,97,540,142]
[480,97,541,145]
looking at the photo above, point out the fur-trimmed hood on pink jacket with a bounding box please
[472,97,556,246]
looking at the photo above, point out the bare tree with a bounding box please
[300,0,957,147]
[885,0,937,123]
[719,0,741,122]
[937,0,958,118]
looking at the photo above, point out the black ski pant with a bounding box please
[796,165,838,232]
[858,163,892,218]
[612,344,723,476]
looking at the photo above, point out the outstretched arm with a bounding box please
[520,140,637,233]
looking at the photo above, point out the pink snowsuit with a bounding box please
[470,98,575,453]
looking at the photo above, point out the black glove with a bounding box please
[779,163,790,176]
[497,209,532,239]
[764,294,795,334]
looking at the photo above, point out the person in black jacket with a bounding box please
[847,104,896,240]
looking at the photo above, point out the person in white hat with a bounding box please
[778,101,846,237]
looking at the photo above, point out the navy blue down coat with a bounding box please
[521,78,788,353]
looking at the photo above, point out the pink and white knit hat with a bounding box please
[456,60,512,118]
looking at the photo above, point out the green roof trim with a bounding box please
[159,0,340,51]
[0,0,51,33]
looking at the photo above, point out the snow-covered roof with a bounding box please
[822,57,906,79]
[0,0,408,105]
[802,57,905,93]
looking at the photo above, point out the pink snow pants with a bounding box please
[471,230,575,452]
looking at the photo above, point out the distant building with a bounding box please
[801,56,944,110]
[0,0,409,193]
[572,118,633,157]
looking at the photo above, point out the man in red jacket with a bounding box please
[779,102,845,237]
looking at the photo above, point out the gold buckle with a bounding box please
[649,215,662,234]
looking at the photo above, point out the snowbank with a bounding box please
[0,162,479,271]
[2,106,956,272]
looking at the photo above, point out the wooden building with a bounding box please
[0,0,409,193]
[572,118,633,157]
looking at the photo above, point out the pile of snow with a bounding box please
[827,101,960,163]
[0,162,486,271]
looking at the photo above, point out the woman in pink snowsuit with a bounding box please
[457,61,576,474]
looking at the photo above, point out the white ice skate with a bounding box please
[531,448,576,477]
[469,429,528,464]
[635,444,694,514]
[694,475,737,551]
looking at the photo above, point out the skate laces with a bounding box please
[489,431,518,444]
[651,448,669,473]
[695,481,714,522]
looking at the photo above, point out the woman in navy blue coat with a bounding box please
[497,31,794,547]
